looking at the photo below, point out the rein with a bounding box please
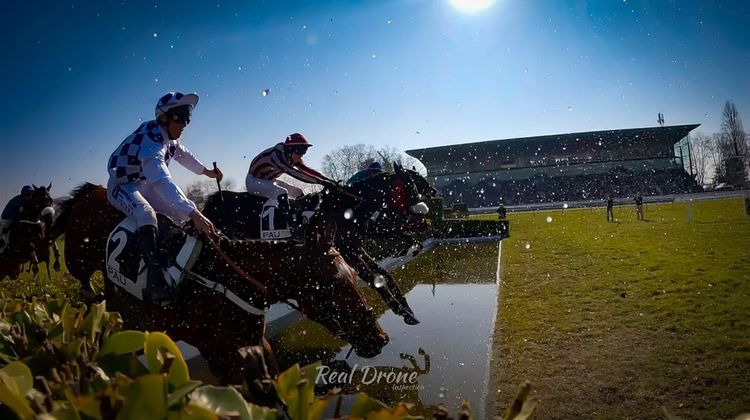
[205,236,267,293]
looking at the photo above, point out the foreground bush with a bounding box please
[0,296,537,419]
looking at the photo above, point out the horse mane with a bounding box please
[51,182,104,238]
[223,236,301,255]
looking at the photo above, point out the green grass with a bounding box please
[490,198,750,419]
[0,239,102,303]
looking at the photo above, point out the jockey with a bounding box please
[346,161,384,185]
[245,133,336,230]
[1,185,34,221]
[107,92,222,303]
[0,185,35,253]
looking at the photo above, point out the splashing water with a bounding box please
[344,208,354,220]
[373,275,386,288]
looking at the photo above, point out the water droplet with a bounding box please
[83,237,90,243]
[262,89,270,97]
[546,216,552,223]
[567,106,573,111]
[563,203,569,209]
[524,67,528,73]
[524,242,530,249]
[373,275,386,288]
[237,66,242,71]
[387,19,392,24]
[344,208,354,220]
[371,54,377,59]
[153,32,158,38]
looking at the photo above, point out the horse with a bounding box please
[51,183,389,384]
[0,184,57,280]
[202,162,437,325]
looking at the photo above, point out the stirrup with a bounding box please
[143,268,179,304]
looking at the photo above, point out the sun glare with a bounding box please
[449,0,496,14]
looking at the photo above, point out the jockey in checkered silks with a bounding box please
[245,133,337,232]
[107,92,222,303]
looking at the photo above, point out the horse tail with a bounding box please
[51,182,104,239]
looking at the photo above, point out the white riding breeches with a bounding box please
[107,179,190,228]
[245,176,303,199]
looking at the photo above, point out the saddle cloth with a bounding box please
[105,216,201,301]
[258,196,316,240]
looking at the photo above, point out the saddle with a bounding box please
[255,195,317,241]
[105,215,201,302]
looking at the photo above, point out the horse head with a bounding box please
[278,211,389,358]
[20,184,54,221]
[343,164,431,237]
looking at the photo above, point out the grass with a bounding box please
[0,239,102,303]
[490,198,750,419]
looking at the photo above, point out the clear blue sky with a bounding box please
[1,0,748,204]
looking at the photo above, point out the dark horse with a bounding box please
[52,183,389,383]
[0,184,57,280]
[203,163,437,325]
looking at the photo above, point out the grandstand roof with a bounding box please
[406,124,700,171]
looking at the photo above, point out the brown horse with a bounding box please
[0,184,55,280]
[52,183,389,383]
[203,163,436,325]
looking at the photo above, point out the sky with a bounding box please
[1,0,748,204]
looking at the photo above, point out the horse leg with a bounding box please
[349,250,419,325]
[238,344,280,407]
[51,241,61,271]
[261,337,279,378]
[362,252,413,310]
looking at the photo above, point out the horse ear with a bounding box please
[32,184,37,189]
[47,182,52,191]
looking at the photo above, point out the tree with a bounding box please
[185,181,211,209]
[719,101,749,184]
[689,132,713,186]
[721,101,747,157]
[321,144,375,181]
[321,144,425,181]
[184,177,236,209]
[709,132,733,183]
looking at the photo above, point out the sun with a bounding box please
[449,0,496,14]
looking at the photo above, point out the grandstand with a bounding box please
[406,124,702,207]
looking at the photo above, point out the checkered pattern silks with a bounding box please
[156,92,184,117]
[108,121,162,184]
[107,121,185,184]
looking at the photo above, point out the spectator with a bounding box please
[606,195,614,222]
[634,195,644,220]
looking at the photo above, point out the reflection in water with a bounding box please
[334,283,498,416]
[271,242,501,417]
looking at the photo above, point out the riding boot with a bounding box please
[277,194,302,240]
[136,225,177,303]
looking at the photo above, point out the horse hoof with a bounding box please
[403,313,420,325]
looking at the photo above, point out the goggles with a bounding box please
[167,105,192,125]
